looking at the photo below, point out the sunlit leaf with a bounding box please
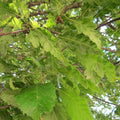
[15,83,56,120]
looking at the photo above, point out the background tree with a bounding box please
[0,0,120,120]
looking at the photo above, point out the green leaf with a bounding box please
[0,90,18,106]
[0,1,15,20]
[26,30,40,48]
[59,87,94,120]
[64,66,88,89]
[30,20,40,28]
[13,114,32,120]
[83,29,101,49]
[44,15,56,28]
[73,18,101,49]
[0,35,13,56]
[104,61,116,82]
[9,0,29,18]
[115,105,120,116]
[83,55,115,82]
[8,17,23,30]
[50,0,63,15]
[9,79,19,90]
[26,29,69,65]
[42,103,70,120]
[15,83,56,120]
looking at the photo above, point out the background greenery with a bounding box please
[0,0,120,120]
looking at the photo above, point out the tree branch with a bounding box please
[0,28,59,37]
[27,1,46,8]
[102,47,116,53]
[37,17,48,22]
[93,96,119,106]
[61,1,82,15]
[49,29,60,34]
[95,17,120,30]
[0,28,28,37]
[0,105,11,109]
[30,11,47,17]
[113,61,120,65]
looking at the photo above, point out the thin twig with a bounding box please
[114,61,120,65]
[37,17,48,22]
[102,47,116,53]
[0,28,28,37]
[27,1,46,8]
[49,29,60,34]
[0,105,11,109]
[95,17,120,30]
[110,54,116,62]
[61,1,82,15]
[30,11,47,17]
[61,47,68,52]
[0,28,59,37]
[93,96,119,106]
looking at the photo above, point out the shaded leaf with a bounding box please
[0,110,12,120]
[42,103,70,120]
[73,17,101,49]
[26,29,69,65]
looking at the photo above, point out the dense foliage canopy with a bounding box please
[0,0,120,120]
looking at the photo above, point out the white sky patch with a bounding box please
[100,26,107,33]
[110,45,117,51]
[13,73,16,77]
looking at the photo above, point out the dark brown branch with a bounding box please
[95,17,120,30]
[0,105,11,109]
[102,47,116,53]
[61,1,82,15]
[110,54,116,62]
[30,7,39,11]
[107,23,116,30]
[113,61,120,65]
[30,11,47,17]
[93,96,119,106]
[0,28,28,37]
[49,30,60,34]
[27,1,46,8]
[72,64,84,74]
[37,17,48,22]
[61,47,68,52]
[0,27,59,37]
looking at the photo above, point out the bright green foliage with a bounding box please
[9,17,23,30]
[0,0,120,120]
[59,86,93,120]
[44,15,56,28]
[15,83,56,120]
[9,0,29,18]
